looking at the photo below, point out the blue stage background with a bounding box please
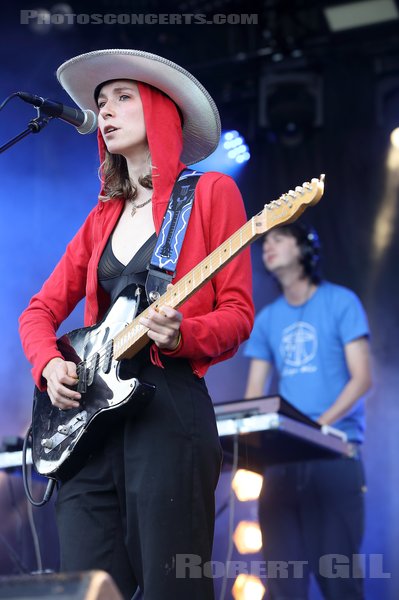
[1,3,399,598]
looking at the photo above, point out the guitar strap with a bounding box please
[145,168,202,303]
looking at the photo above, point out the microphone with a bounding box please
[17,91,97,135]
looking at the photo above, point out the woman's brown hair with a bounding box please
[99,149,153,203]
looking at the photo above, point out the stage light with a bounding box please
[390,127,399,149]
[324,0,398,32]
[371,144,399,265]
[192,130,251,175]
[222,130,251,164]
[232,574,266,600]
[259,72,323,146]
[25,4,74,33]
[27,9,52,34]
[233,521,263,554]
[224,131,237,141]
[232,469,263,501]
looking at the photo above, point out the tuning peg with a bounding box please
[282,194,293,206]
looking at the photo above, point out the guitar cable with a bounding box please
[25,468,43,572]
[22,425,56,507]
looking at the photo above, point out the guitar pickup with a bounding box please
[77,361,87,393]
[102,340,113,374]
[86,353,99,387]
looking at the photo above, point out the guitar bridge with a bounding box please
[41,410,88,454]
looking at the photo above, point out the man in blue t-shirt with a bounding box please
[244,222,371,600]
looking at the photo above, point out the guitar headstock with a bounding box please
[254,174,325,235]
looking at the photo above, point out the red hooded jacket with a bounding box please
[19,83,254,389]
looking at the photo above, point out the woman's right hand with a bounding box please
[42,357,81,410]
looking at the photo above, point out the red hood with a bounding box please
[97,81,186,221]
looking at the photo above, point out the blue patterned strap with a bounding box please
[145,168,202,303]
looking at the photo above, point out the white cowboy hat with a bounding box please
[56,48,221,165]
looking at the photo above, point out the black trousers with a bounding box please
[259,456,366,600]
[55,356,222,600]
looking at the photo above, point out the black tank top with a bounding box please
[98,232,157,305]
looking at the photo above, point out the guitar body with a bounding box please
[31,284,155,481]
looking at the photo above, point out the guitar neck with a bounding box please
[113,174,325,360]
[113,216,259,360]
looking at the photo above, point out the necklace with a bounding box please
[130,195,152,217]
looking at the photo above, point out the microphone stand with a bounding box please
[0,108,52,154]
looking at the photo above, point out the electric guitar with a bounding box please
[31,175,325,480]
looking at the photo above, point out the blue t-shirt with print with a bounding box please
[244,281,370,442]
